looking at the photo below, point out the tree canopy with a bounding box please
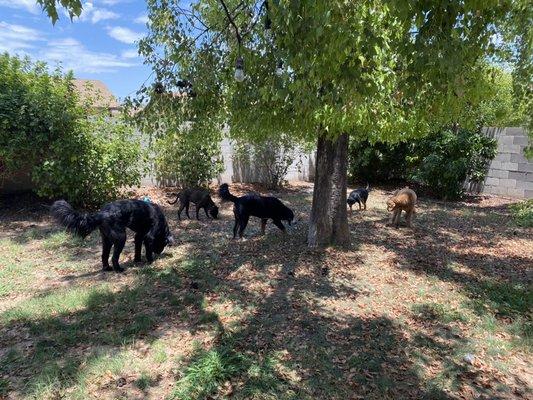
[132,1,528,140]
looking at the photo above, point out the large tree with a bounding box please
[126,0,528,247]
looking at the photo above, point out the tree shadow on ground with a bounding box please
[0,188,530,399]
[351,196,531,349]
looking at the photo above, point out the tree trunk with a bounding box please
[307,132,350,248]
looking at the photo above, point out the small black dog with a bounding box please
[347,184,370,212]
[218,183,295,238]
[51,199,173,272]
[168,188,218,220]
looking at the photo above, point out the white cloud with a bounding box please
[45,37,136,73]
[0,22,137,74]
[90,8,119,23]
[107,26,143,44]
[121,49,139,59]
[0,0,40,14]
[99,0,130,4]
[72,2,119,23]
[134,14,148,25]
[0,21,43,53]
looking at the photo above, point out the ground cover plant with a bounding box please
[0,184,531,399]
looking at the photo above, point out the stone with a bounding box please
[489,169,508,179]
[485,177,500,186]
[500,178,517,188]
[519,163,533,173]
[513,135,529,146]
[506,188,525,198]
[501,162,519,171]
[515,180,533,190]
[463,353,475,365]
[511,153,528,163]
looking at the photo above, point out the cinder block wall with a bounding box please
[480,127,532,198]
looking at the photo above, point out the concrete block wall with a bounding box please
[479,127,532,198]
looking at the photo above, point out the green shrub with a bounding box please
[0,53,143,206]
[32,116,143,206]
[348,140,410,182]
[408,128,497,199]
[348,127,497,199]
[153,122,223,187]
[510,199,533,227]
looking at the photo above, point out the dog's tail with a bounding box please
[218,183,238,203]
[167,192,181,205]
[50,200,103,238]
[366,182,371,191]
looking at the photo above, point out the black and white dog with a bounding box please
[218,183,295,238]
[347,184,370,212]
[51,199,173,272]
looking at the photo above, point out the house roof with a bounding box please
[72,79,120,109]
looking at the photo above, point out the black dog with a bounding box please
[168,188,218,220]
[218,183,295,238]
[50,199,173,272]
[347,184,370,212]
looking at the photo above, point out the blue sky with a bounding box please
[0,0,155,100]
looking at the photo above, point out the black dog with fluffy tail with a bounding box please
[218,183,295,238]
[51,199,173,272]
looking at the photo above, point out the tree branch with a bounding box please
[218,0,242,46]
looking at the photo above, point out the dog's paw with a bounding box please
[114,266,125,273]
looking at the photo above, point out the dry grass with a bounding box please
[0,183,531,399]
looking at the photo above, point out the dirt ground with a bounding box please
[0,183,531,400]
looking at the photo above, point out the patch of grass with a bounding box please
[172,345,247,400]
[0,259,35,297]
[136,372,154,390]
[464,280,531,350]
[510,199,533,227]
[0,285,111,323]
[411,303,469,324]
[485,335,512,357]
[41,230,99,251]
[21,227,52,241]
[122,313,155,337]
[151,340,169,364]
[198,310,220,326]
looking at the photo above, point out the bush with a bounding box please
[33,116,143,205]
[0,53,143,206]
[348,140,410,183]
[348,127,497,199]
[510,199,533,227]
[153,122,223,187]
[408,128,497,199]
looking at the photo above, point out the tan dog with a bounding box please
[386,187,417,227]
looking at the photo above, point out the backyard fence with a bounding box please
[465,127,532,199]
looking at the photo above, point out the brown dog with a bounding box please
[386,187,417,227]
